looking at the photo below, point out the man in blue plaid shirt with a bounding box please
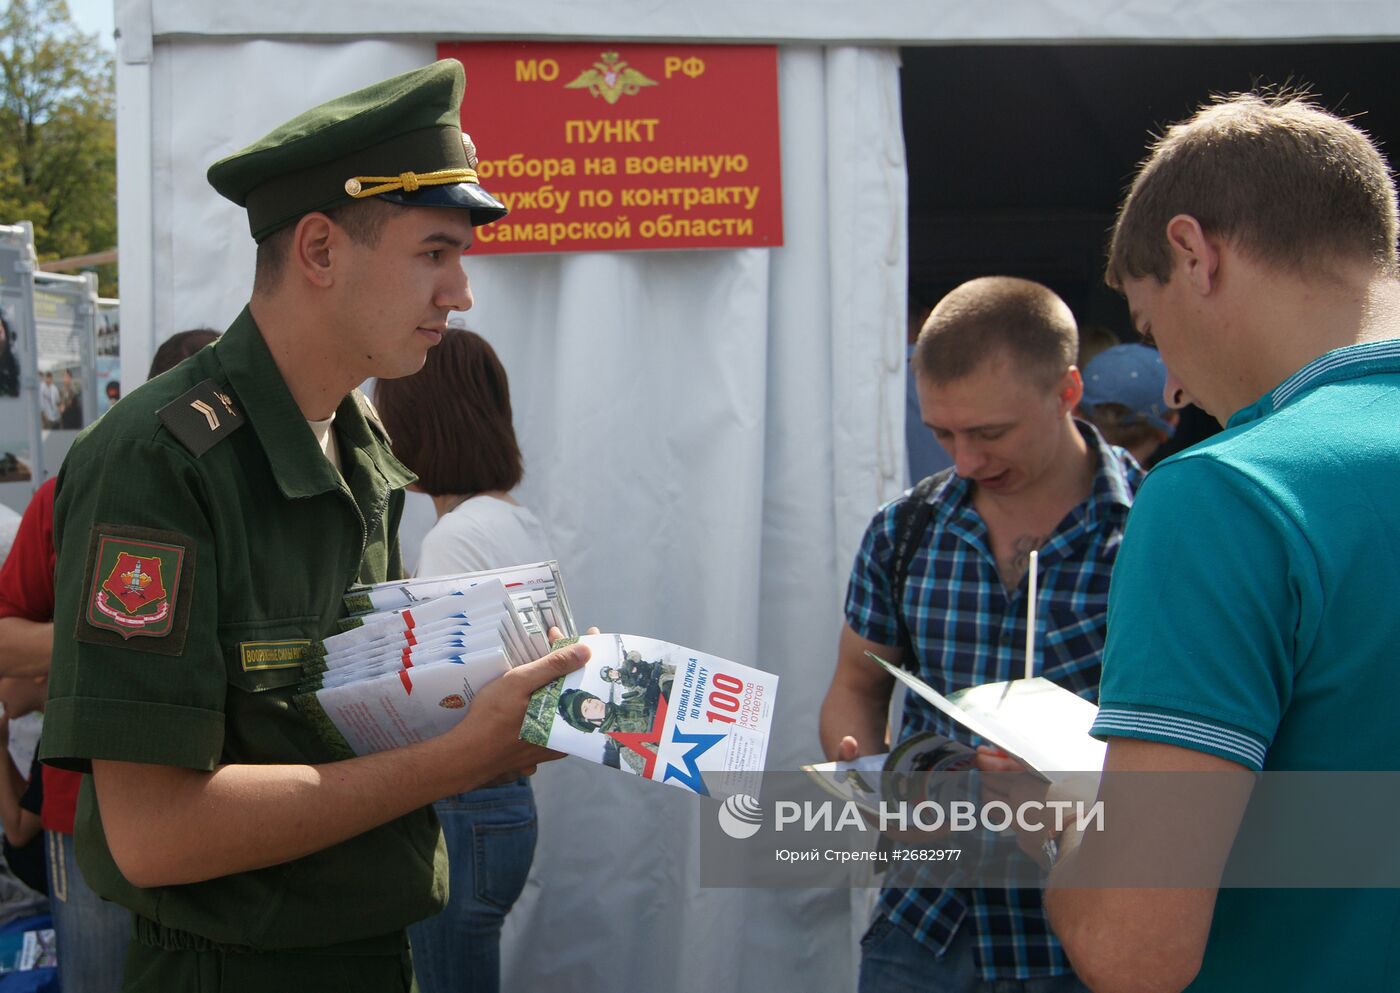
[820,276,1142,993]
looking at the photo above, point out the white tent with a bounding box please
[113,2,1400,990]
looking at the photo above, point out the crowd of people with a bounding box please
[0,54,1395,993]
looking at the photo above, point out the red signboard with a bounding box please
[437,42,783,255]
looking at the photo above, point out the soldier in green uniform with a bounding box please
[599,649,664,695]
[39,61,588,992]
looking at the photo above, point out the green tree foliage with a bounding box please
[0,0,116,294]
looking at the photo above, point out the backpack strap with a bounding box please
[889,467,956,671]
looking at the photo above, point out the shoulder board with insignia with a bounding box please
[157,380,245,457]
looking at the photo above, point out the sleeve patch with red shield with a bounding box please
[76,524,196,656]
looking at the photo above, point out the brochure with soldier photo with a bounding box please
[520,633,778,800]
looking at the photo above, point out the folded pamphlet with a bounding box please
[520,633,778,800]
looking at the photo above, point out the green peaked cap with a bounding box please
[208,59,507,242]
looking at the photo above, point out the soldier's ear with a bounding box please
[290,212,337,288]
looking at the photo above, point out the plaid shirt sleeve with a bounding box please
[844,500,901,647]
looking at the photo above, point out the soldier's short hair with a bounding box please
[1108,89,1399,288]
[912,276,1077,389]
[252,199,397,294]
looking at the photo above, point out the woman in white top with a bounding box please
[376,329,550,993]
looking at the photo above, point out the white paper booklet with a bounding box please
[868,652,1106,783]
[520,634,778,800]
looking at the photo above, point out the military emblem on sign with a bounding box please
[439,694,467,710]
[564,51,658,104]
[86,533,186,639]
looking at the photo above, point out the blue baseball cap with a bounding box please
[1080,344,1175,437]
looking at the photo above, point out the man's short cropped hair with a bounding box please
[1108,89,1400,288]
[912,276,1077,388]
[252,198,398,293]
[375,329,524,498]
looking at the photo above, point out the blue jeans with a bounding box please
[407,779,537,993]
[858,913,1090,993]
[47,829,131,992]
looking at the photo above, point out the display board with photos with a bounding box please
[0,222,102,515]
[0,224,39,514]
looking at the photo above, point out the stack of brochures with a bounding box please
[295,562,576,758]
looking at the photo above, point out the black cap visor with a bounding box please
[378,181,508,227]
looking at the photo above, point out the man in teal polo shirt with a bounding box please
[1042,92,1400,991]
[40,61,588,991]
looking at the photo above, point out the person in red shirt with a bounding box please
[0,328,222,992]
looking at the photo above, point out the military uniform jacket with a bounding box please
[40,308,448,951]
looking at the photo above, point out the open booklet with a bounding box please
[867,651,1106,784]
[802,731,976,815]
[520,633,778,801]
[295,563,576,759]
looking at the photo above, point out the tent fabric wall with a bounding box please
[136,35,905,991]
[140,0,1400,46]
[492,47,904,992]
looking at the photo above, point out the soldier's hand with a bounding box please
[547,624,601,644]
[451,639,591,790]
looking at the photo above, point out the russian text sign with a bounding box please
[438,42,783,255]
